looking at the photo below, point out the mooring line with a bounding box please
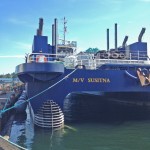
[0,69,77,114]
[2,96,10,112]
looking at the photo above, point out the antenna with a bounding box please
[63,17,67,45]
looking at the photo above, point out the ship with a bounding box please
[15,18,150,125]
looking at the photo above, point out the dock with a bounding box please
[0,92,16,132]
[0,81,24,132]
[0,135,26,150]
[0,92,26,150]
[0,93,11,131]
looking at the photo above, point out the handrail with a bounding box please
[27,51,148,60]
[26,52,150,70]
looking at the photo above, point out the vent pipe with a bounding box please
[107,29,109,51]
[122,36,128,48]
[138,28,146,42]
[52,24,55,46]
[37,18,43,36]
[115,23,118,51]
[54,18,58,55]
[36,29,40,35]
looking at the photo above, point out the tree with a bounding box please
[0,72,17,78]
[11,72,17,78]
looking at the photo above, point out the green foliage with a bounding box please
[85,47,99,53]
[0,72,17,78]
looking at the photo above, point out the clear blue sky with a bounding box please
[0,0,150,74]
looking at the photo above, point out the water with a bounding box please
[9,108,150,150]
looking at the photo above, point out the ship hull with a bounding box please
[63,92,150,122]
[15,66,150,118]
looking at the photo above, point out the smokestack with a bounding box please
[107,29,109,51]
[52,24,55,46]
[36,18,43,36]
[37,29,40,35]
[122,36,128,48]
[54,18,58,55]
[39,18,43,35]
[138,28,146,42]
[115,23,118,51]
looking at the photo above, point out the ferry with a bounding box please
[15,18,150,126]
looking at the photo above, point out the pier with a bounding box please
[0,79,25,149]
[0,135,26,150]
[0,92,15,132]
[0,78,23,130]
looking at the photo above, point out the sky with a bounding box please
[0,0,150,74]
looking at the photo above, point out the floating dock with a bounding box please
[0,92,14,132]
[0,90,26,149]
[0,135,26,150]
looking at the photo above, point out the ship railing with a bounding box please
[27,53,71,63]
[95,59,145,66]
[75,58,149,70]
[95,50,148,60]
[76,59,96,69]
[26,52,150,70]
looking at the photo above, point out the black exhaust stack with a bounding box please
[138,28,146,42]
[107,29,109,51]
[54,18,58,55]
[52,24,55,46]
[122,36,128,48]
[37,18,43,36]
[115,23,118,51]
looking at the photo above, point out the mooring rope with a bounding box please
[2,96,10,112]
[0,68,77,114]
[0,68,77,150]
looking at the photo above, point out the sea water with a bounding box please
[9,108,150,150]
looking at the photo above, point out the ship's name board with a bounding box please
[72,78,110,83]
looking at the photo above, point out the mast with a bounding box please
[63,17,67,45]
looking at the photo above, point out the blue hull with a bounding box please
[15,18,150,120]
[16,64,150,114]
[63,92,150,122]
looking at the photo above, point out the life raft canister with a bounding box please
[141,68,149,77]
[119,53,125,59]
[111,52,119,59]
[103,52,110,59]
[36,55,47,62]
[75,65,86,69]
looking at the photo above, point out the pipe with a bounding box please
[122,36,128,48]
[115,23,118,51]
[138,28,146,42]
[54,18,58,55]
[36,29,40,36]
[107,29,109,51]
[39,18,43,36]
[52,24,55,46]
[36,18,43,36]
